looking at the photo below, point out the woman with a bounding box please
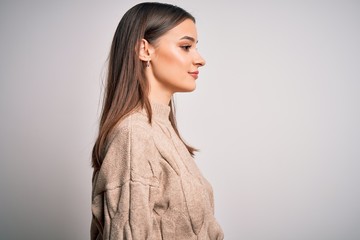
[91,2,224,239]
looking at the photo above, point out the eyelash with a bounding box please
[181,45,192,51]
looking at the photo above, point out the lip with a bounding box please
[188,71,199,79]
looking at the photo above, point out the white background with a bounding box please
[1,0,359,239]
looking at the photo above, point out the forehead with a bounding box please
[161,19,198,42]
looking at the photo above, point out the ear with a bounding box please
[138,39,154,62]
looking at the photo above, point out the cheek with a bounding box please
[159,47,187,69]
[151,47,196,92]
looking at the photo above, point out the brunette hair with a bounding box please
[92,2,197,170]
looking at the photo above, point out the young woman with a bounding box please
[91,2,224,239]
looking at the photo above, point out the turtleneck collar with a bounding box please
[140,101,171,123]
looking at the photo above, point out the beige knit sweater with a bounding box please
[91,102,224,240]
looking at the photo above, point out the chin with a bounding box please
[188,85,197,92]
[177,84,196,93]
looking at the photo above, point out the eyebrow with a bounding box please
[180,36,198,43]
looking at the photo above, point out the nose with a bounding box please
[194,51,206,67]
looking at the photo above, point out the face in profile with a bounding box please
[146,19,206,96]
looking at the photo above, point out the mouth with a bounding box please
[188,71,199,79]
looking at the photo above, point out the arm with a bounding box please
[91,122,160,240]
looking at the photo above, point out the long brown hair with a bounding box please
[92,2,197,170]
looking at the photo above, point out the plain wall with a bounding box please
[1,0,359,239]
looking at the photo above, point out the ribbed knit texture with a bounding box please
[91,102,224,240]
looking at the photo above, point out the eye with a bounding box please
[181,45,192,51]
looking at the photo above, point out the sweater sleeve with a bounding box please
[91,121,161,240]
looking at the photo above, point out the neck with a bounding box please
[148,94,171,105]
[146,71,173,105]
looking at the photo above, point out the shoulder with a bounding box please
[111,111,160,182]
[106,110,158,160]
[110,110,152,143]
[96,110,159,191]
